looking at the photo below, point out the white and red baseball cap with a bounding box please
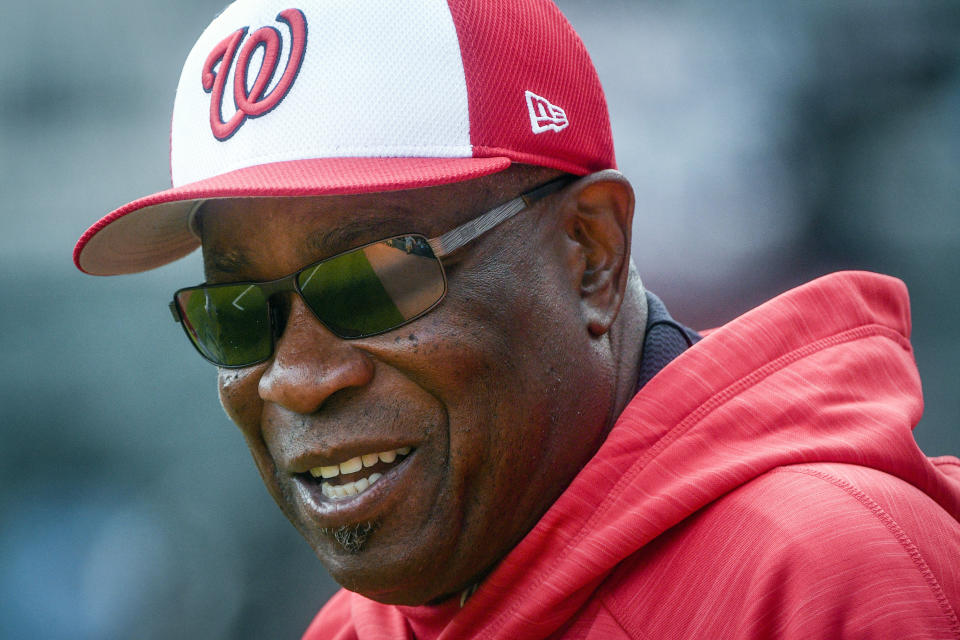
[74,0,616,275]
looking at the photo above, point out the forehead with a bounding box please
[195,166,560,281]
[195,174,514,281]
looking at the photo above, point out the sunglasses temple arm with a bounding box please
[427,175,575,258]
[519,175,576,207]
[428,198,526,257]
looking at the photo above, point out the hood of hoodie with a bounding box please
[340,271,960,639]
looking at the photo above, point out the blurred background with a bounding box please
[2,0,958,637]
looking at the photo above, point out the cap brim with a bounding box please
[75,156,512,275]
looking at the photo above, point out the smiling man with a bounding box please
[197,168,645,608]
[74,0,960,638]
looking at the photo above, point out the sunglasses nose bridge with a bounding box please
[260,272,313,341]
[267,301,286,340]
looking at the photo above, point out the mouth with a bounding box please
[298,446,413,500]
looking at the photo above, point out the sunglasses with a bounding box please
[170,175,574,367]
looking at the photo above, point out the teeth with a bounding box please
[320,465,339,479]
[307,447,411,481]
[308,449,411,500]
[339,457,363,475]
[322,472,383,501]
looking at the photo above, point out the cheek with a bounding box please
[414,280,544,455]
[217,366,266,437]
[218,366,292,508]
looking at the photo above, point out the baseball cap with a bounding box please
[74,0,616,276]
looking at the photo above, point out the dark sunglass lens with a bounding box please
[176,284,271,366]
[297,235,445,337]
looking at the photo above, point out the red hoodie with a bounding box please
[305,271,960,639]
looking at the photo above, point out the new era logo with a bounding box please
[525,90,568,134]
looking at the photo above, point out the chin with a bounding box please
[302,526,468,606]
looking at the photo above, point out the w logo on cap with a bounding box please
[525,90,568,134]
[201,8,307,140]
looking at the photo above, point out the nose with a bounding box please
[258,296,375,414]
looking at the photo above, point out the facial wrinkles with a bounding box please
[458,229,575,532]
[206,168,584,604]
[219,366,292,516]
[268,286,484,587]
[423,270,524,526]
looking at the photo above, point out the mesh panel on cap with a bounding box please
[448,0,616,174]
[171,0,473,186]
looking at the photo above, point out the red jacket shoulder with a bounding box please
[597,463,960,639]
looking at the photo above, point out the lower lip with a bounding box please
[292,452,415,527]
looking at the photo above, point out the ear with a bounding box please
[557,170,634,336]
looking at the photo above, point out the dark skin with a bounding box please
[199,165,647,606]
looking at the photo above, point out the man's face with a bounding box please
[200,170,613,605]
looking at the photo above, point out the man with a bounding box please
[75,0,960,637]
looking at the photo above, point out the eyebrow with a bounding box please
[205,249,251,279]
[305,213,423,256]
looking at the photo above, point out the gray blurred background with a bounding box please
[2,0,958,638]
